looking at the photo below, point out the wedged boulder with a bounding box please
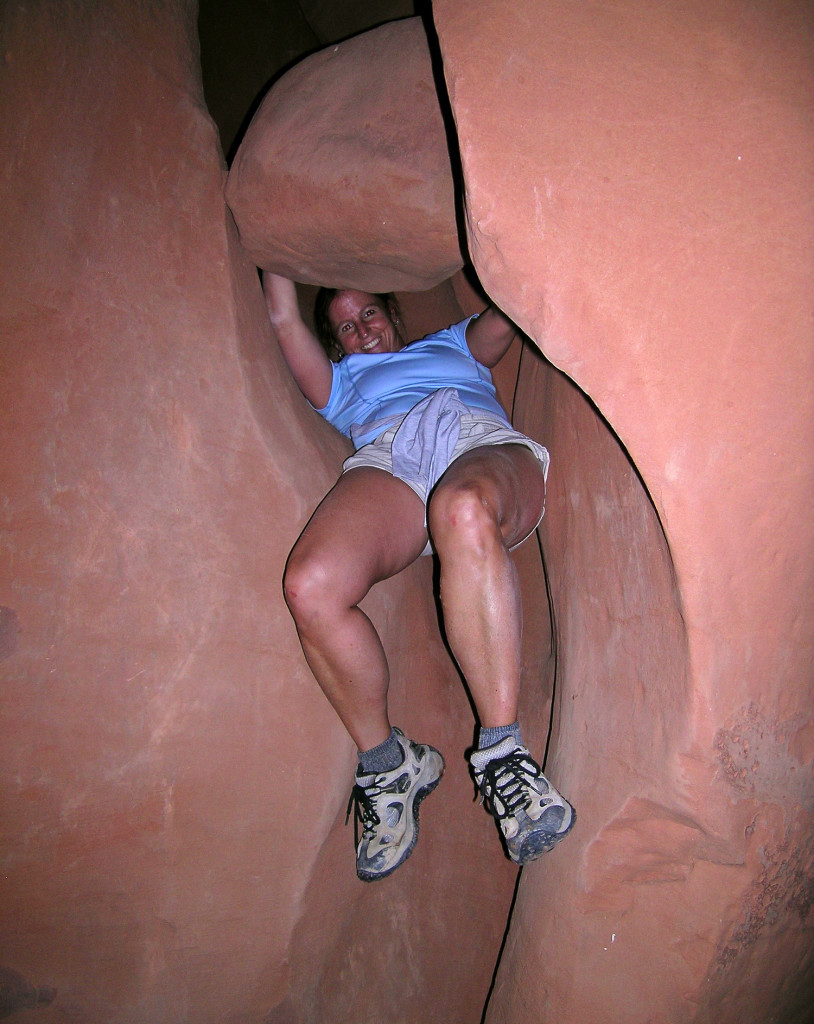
[225,17,464,292]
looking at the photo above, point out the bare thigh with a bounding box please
[289,467,429,603]
[429,443,546,549]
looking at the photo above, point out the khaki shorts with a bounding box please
[342,411,550,556]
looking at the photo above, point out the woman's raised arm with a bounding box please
[464,306,520,369]
[262,272,333,409]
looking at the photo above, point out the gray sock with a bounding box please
[358,728,402,775]
[478,721,522,751]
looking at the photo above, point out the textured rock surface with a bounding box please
[225,17,464,291]
[0,3,514,1022]
[433,0,814,1021]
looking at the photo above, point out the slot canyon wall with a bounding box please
[431,4,814,1019]
[1,4,812,1024]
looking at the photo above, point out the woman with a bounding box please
[263,272,575,882]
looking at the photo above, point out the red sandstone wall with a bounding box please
[0,3,515,1021]
[433,1,814,1020]
[3,1,812,1022]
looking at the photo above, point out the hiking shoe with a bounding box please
[470,737,575,865]
[346,728,444,882]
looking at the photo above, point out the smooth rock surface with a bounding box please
[225,17,464,291]
[0,3,515,1021]
[433,0,814,1020]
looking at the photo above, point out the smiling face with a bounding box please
[327,290,403,356]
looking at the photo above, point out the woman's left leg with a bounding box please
[428,442,575,865]
[427,442,545,727]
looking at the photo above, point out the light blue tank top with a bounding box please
[316,316,509,448]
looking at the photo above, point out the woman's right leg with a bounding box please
[283,466,428,752]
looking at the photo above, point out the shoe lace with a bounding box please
[478,752,539,821]
[345,780,383,846]
[346,762,412,844]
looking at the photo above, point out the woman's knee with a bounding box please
[428,479,500,553]
[283,539,375,627]
[283,545,340,626]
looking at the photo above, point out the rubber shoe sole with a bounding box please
[511,802,576,865]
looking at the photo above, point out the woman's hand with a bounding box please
[262,272,333,410]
